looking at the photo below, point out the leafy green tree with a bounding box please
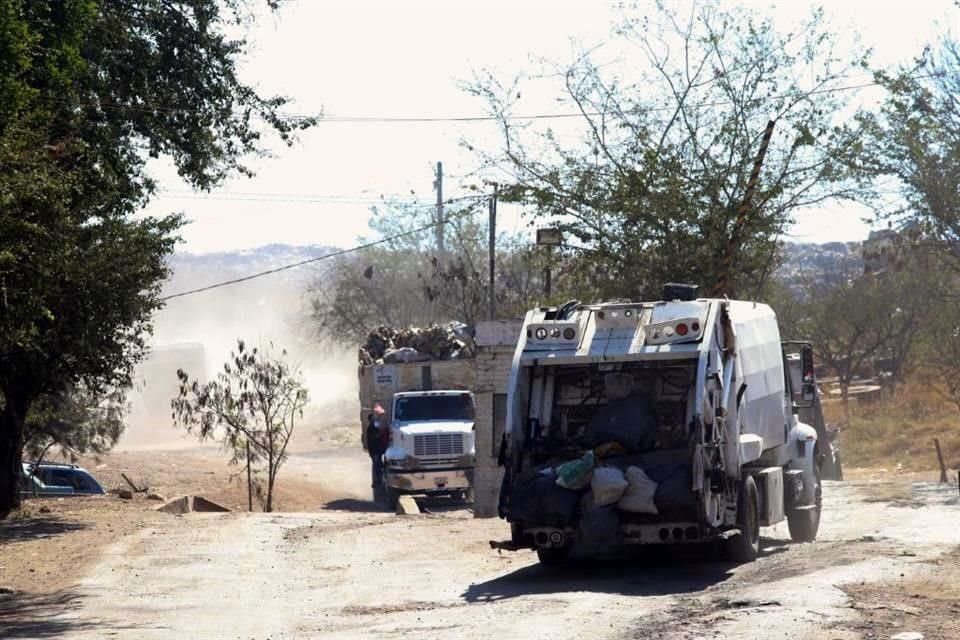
[792,265,934,401]
[467,2,872,302]
[0,1,316,515]
[309,245,438,346]
[308,199,544,345]
[22,385,127,464]
[868,38,960,253]
[172,340,308,512]
[864,33,960,409]
[920,300,960,414]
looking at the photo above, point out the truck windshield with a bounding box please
[394,394,474,421]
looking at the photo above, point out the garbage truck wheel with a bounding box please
[787,462,821,542]
[724,476,760,563]
[536,546,570,566]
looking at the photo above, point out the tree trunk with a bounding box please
[265,451,274,513]
[0,392,30,517]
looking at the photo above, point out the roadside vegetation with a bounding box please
[825,377,960,473]
[5,1,960,518]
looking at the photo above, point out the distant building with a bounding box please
[862,228,904,275]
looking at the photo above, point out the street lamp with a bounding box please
[536,228,562,298]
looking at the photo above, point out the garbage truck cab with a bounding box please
[494,286,822,564]
[382,390,476,508]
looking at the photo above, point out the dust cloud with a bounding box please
[122,249,358,452]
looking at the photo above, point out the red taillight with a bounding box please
[676,323,689,336]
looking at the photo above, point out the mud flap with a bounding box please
[489,539,523,551]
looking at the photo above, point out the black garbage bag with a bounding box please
[573,493,623,557]
[506,469,580,528]
[654,465,696,512]
[582,394,657,452]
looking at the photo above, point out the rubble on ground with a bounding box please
[359,322,475,365]
[156,495,231,515]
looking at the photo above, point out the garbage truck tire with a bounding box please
[536,546,570,566]
[787,461,821,542]
[724,476,760,563]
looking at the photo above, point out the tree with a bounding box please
[421,213,548,327]
[869,37,960,256]
[172,340,308,512]
[308,198,544,345]
[0,1,316,515]
[920,301,960,414]
[467,3,872,302]
[309,246,438,346]
[22,385,127,464]
[793,266,933,402]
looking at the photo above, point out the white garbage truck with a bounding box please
[493,285,822,564]
[359,359,477,508]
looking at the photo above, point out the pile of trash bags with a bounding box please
[506,395,694,558]
[508,444,694,557]
[358,322,475,365]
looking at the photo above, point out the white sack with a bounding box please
[590,466,629,506]
[617,466,659,514]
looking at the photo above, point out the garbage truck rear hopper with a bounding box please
[493,288,822,564]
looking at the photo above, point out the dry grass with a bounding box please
[823,377,960,472]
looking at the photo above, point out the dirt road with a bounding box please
[20,464,956,640]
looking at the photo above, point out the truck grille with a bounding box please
[414,433,465,457]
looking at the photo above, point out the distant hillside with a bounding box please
[156,240,866,326]
[777,240,863,282]
[163,243,336,296]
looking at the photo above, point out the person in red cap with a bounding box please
[366,403,389,500]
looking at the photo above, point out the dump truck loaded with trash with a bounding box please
[358,324,477,508]
[492,285,822,564]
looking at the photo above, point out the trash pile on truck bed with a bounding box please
[506,393,695,556]
[358,323,475,365]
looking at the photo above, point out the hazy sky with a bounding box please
[139,0,958,254]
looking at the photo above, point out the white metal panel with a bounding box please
[650,301,709,324]
[739,434,764,464]
[475,320,523,347]
[518,346,700,365]
[506,310,534,441]
[756,466,785,526]
[728,301,787,450]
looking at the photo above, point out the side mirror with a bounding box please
[800,344,816,403]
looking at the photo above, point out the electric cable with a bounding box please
[160,203,482,301]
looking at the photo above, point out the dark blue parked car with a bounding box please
[20,462,106,497]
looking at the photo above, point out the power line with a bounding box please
[160,205,481,302]
[161,188,417,201]
[88,72,941,126]
[157,190,486,207]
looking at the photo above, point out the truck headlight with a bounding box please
[387,455,419,470]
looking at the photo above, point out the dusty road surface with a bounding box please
[6,471,956,640]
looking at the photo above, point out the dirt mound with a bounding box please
[157,495,230,515]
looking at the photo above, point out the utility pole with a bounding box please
[545,249,552,298]
[536,228,562,301]
[488,185,497,321]
[434,161,444,262]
